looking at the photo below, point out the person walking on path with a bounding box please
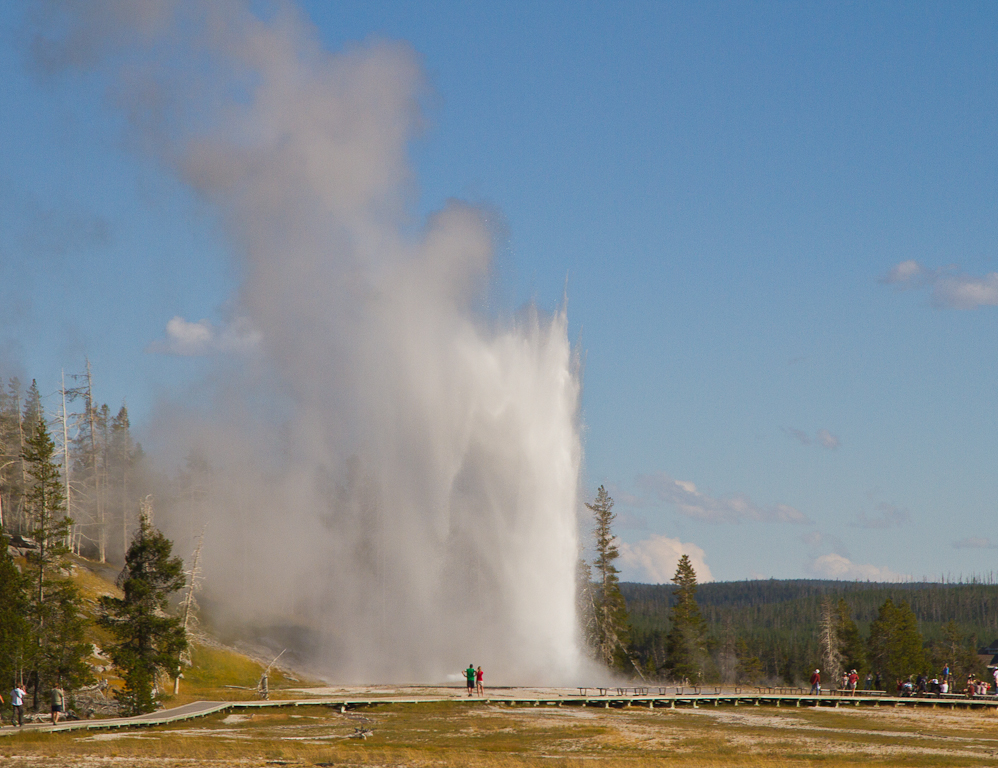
[475,666,484,697]
[10,685,25,727]
[50,685,65,724]
[465,664,476,696]
[809,669,821,695]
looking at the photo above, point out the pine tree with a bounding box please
[22,418,90,705]
[0,378,25,534]
[868,598,925,687]
[734,637,764,685]
[0,531,29,691]
[835,598,865,675]
[586,486,630,669]
[664,554,708,682]
[99,511,187,715]
[927,621,985,685]
[109,405,134,560]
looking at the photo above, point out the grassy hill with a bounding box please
[57,555,312,713]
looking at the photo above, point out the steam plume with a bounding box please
[33,1,585,682]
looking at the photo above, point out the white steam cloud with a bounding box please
[35,1,585,682]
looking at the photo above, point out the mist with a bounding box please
[32,1,586,682]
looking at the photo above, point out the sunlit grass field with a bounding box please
[4,699,998,767]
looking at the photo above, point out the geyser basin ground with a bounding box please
[6,687,998,767]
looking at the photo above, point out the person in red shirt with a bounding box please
[810,669,821,695]
[848,669,859,695]
[475,666,484,697]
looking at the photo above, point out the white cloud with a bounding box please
[816,429,839,450]
[880,259,928,287]
[147,315,261,356]
[953,537,996,550]
[636,472,810,524]
[934,273,998,309]
[850,503,910,530]
[619,534,713,584]
[800,530,850,557]
[806,553,907,582]
[783,427,811,446]
[783,427,839,450]
[880,260,998,309]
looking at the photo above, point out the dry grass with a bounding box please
[4,700,998,767]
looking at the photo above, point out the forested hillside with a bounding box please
[622,579,998,684]
[0,370,147,566]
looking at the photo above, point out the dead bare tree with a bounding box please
[173,526,205,694]
[819,596,843,687]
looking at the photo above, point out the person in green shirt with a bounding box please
[50,685,65,724]
[465,664,476,697]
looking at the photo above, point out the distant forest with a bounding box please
[622,579,998,685]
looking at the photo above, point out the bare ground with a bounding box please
[3,688,998,767]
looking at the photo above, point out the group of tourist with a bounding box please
[901,667,998,697]
[809,666,998,698]
[1,683,66,727]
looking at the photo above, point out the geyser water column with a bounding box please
[31,2,587,681]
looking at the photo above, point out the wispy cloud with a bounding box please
[816,430,839,449]
[619,534,713,583]
[953,537,996,550]
[850,503,910,530]
[147,316,261,356]
[782,427,839,450]
[636,472,810,524]
[800,530,850,557]
[806,553,907,582]
[880,260,998,309]
[615,512,648,531]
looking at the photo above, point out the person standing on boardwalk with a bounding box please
[50,685,65,724]
[475,666,484,697]
[465,664,476,696]
[10,685,25,727]
[809,669,821,695]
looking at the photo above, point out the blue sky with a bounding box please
[2,1,997,583]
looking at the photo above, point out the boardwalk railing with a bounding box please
[6,690,998,737]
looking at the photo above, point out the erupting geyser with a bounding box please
[35,1,586,681]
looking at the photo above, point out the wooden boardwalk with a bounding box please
[5,690,998,736]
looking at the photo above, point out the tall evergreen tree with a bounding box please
[0,531,29,690]
[927,621,985,685]
[664,554,708,682]
[99,512,187,715]
[868,598,925,687]
[835,598,866,675]
[22,418,90,706]
[109,405,134,560]
[586,486,630,669]
[0,378,24,534]
[21,380,43,438]
[734,637,764,685]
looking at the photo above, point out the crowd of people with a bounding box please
[808,665,998,698]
